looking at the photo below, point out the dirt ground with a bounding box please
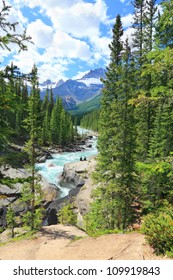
[0,225,170,260]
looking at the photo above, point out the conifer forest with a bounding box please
[0,0,173,257]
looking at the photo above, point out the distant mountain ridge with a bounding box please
[39,68,106,109]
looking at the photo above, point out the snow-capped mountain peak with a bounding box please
[40,68,106,109]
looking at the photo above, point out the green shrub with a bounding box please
[141,204,173,256]
[57,203,77,226]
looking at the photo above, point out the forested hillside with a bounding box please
[0,1,76,233]
[80,109,100,131]
[85,0,173,257]
[0,69,74,150]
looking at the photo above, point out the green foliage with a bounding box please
[22,208,43,230]
[69,93,101,116]
[20,182,44,230]
[0,1,32,52]
[6,206,16,238]
[0,227,4,234]
[87,2,173,251]
[137,160,173,213]
[57,203,77,226]
[141,203,173,256]
[155,0,173,48]
[94,26,138,231]
[80,109,100,131]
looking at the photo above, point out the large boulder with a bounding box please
[46,156,98,227]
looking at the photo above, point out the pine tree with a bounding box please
[144,0,157,53]
[155,0,173,49]
[132,0,158,160]
[22,65,43,231]
[50,97,64,145]
[6,205,16,238]
[132,0,146,65]
[41,109,50,146]
[41,88,50,145]
[97,14,124,172]
[0,0,32,51]
[0,0,32,149]
[88,18,138,232]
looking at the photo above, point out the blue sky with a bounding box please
[0,0,160,82]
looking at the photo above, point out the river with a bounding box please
[36,127,98,198]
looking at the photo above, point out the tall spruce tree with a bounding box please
[86,17,138,233]
[97,14,123,171]
[132,0,146,65]
[155,0,173,49]
[132,0,158,160]
[22,65,43,231]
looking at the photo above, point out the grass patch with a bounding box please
[0,229,38,246]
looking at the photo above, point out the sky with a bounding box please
[0,0,160,83]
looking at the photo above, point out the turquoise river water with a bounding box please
[36,127,98,198]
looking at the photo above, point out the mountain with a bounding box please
[81,68,106,79]
[40,68,106,109]
[69,93,101,115]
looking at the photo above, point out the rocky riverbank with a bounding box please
[46,155,98,227]
[0,132,97,230]
[0,165,59,228]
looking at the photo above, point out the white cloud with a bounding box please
[12,0,108,39]
[121,13,133,28]
[45,31,91,60]
[42,0,108,39]
[27,19,54,48]
[122,27,134,47]
[3,0,136,82]
[11,44,42,73]
[72,70,89,80]
[90,35,111,63]
[38,61,69,83]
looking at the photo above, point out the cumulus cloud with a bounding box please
[12,44,43,73]
[27,19,54,48]
[38,61,69,83]
[3,0,134,82]
[42,0,108,39]
[46,31,91,60]
[122,27,134,47]
[121,13,133,28]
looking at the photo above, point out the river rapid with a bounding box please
[36,127,98,198]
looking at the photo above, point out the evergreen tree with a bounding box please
[0,1,32,149]
[80,110,100,132]
[22,65,43,231]
[155,0,173,49]
[144,0,157,53]
[132,0,157,160]
[0,0,32,51]
[50,97,62,145]
[88,18,138,232]
[6,205,16,238]
[97,15,124,172]
[41,109,50,146]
